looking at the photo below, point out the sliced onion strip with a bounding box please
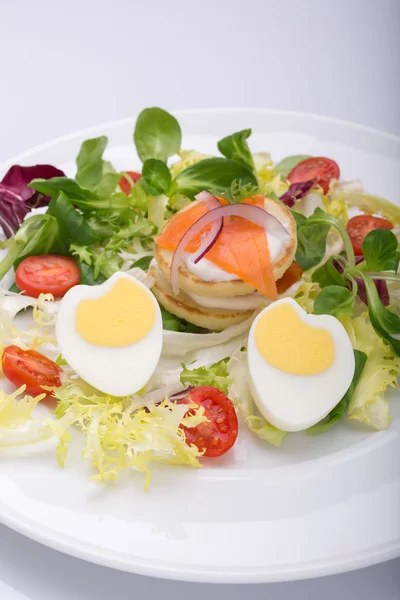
[170,203,290,295]
[192,191,223,264]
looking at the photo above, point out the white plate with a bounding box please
[0,109,399,583]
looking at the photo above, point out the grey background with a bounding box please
[0,0,399,598]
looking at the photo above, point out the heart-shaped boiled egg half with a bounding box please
[247,298,355,431]
[56,272,162,396]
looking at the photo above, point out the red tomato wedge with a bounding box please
[156,195,277,299]
[276,261,303,294]
[119,171,142,195]
[16,255,80,298]
[287,157,340,194]
[2,346,62,396]
[346,215,394,256]
[179,386,238,457]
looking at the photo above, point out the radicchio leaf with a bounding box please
[334,256,389,307]
[0,164,65,237]
[280,179,317,207]
[353,256,389,306]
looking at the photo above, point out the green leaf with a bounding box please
[96,161,121,196]
[296,222,331,270]
[29,178,130,212]
[246,416,286,446]
[361,229,400,272]
[312,257,347,288]
[180,359,232,394]
[128,180,148,212]
[134,107,181,163]
[290,209,307,229]
[30,177,96,200]
[75,137,120,195]
[147,194,169,232]
[225,179,259,204]
[76,136,108,191]
[314,284,356,317]
[1,215,65,275]
[295,207,355,270]
[160,306,206,333]
[95,171,121,196]
[274,155,312,179]
[174,157,258,199]
[78,262,106,286]
[47,193,99,246]
[133,256,153,271]
[307,350,367,435]
[55,354,68,367]
[359,273,400,355]
[141,159,172,195]
[217,129,255,173]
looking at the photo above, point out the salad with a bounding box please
[0,107,399,488]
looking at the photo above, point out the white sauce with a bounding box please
[183,254,240,282]
[188,291,268,310]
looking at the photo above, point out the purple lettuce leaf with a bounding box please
[334,256,389,307]
[0,164,65,238]
[353,256,389,306]
[280,179,317,207]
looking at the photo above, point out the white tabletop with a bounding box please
[0,0,399,598]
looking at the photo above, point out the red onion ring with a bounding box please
[169,386,194,401]
[170,203,290,295]
[192,191,223,265]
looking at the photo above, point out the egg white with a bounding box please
[247,298,355,432]
[56,271,163,397]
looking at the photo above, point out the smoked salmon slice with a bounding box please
[156,195,278,300]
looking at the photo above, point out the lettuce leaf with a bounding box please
[147,194,169,232]
[180,359,232,394]
[253,153,289,198]
[169,149,210,178]
[0,290,58,349]
[293,281,321,313]
[246,416,286,447]
[0,379,206,489]
[330,185,400,226]
[340,313,400,429]
[52,382,205,487]
[226,348,286,446]
[161,312,256,358]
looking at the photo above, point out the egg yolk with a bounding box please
[255,303,335,376]
[75,278,155,347]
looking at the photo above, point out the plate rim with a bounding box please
[1,506,400,583]
[0,107,399,583]
[1,106,399,171]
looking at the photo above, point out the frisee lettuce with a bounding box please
[52,383,206,488]
[0,379,207,489]
[330,185,400,226]
[340,312,400,429]
[253,152,289,198]
[0,290,58,350]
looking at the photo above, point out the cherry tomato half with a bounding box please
[119,171,142,195]
[179,386,238,457]
[276,261,303,294]
[16,255,80,298]
[346,215,394,256]
[287,157,340,194]
[2,345,62,396]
